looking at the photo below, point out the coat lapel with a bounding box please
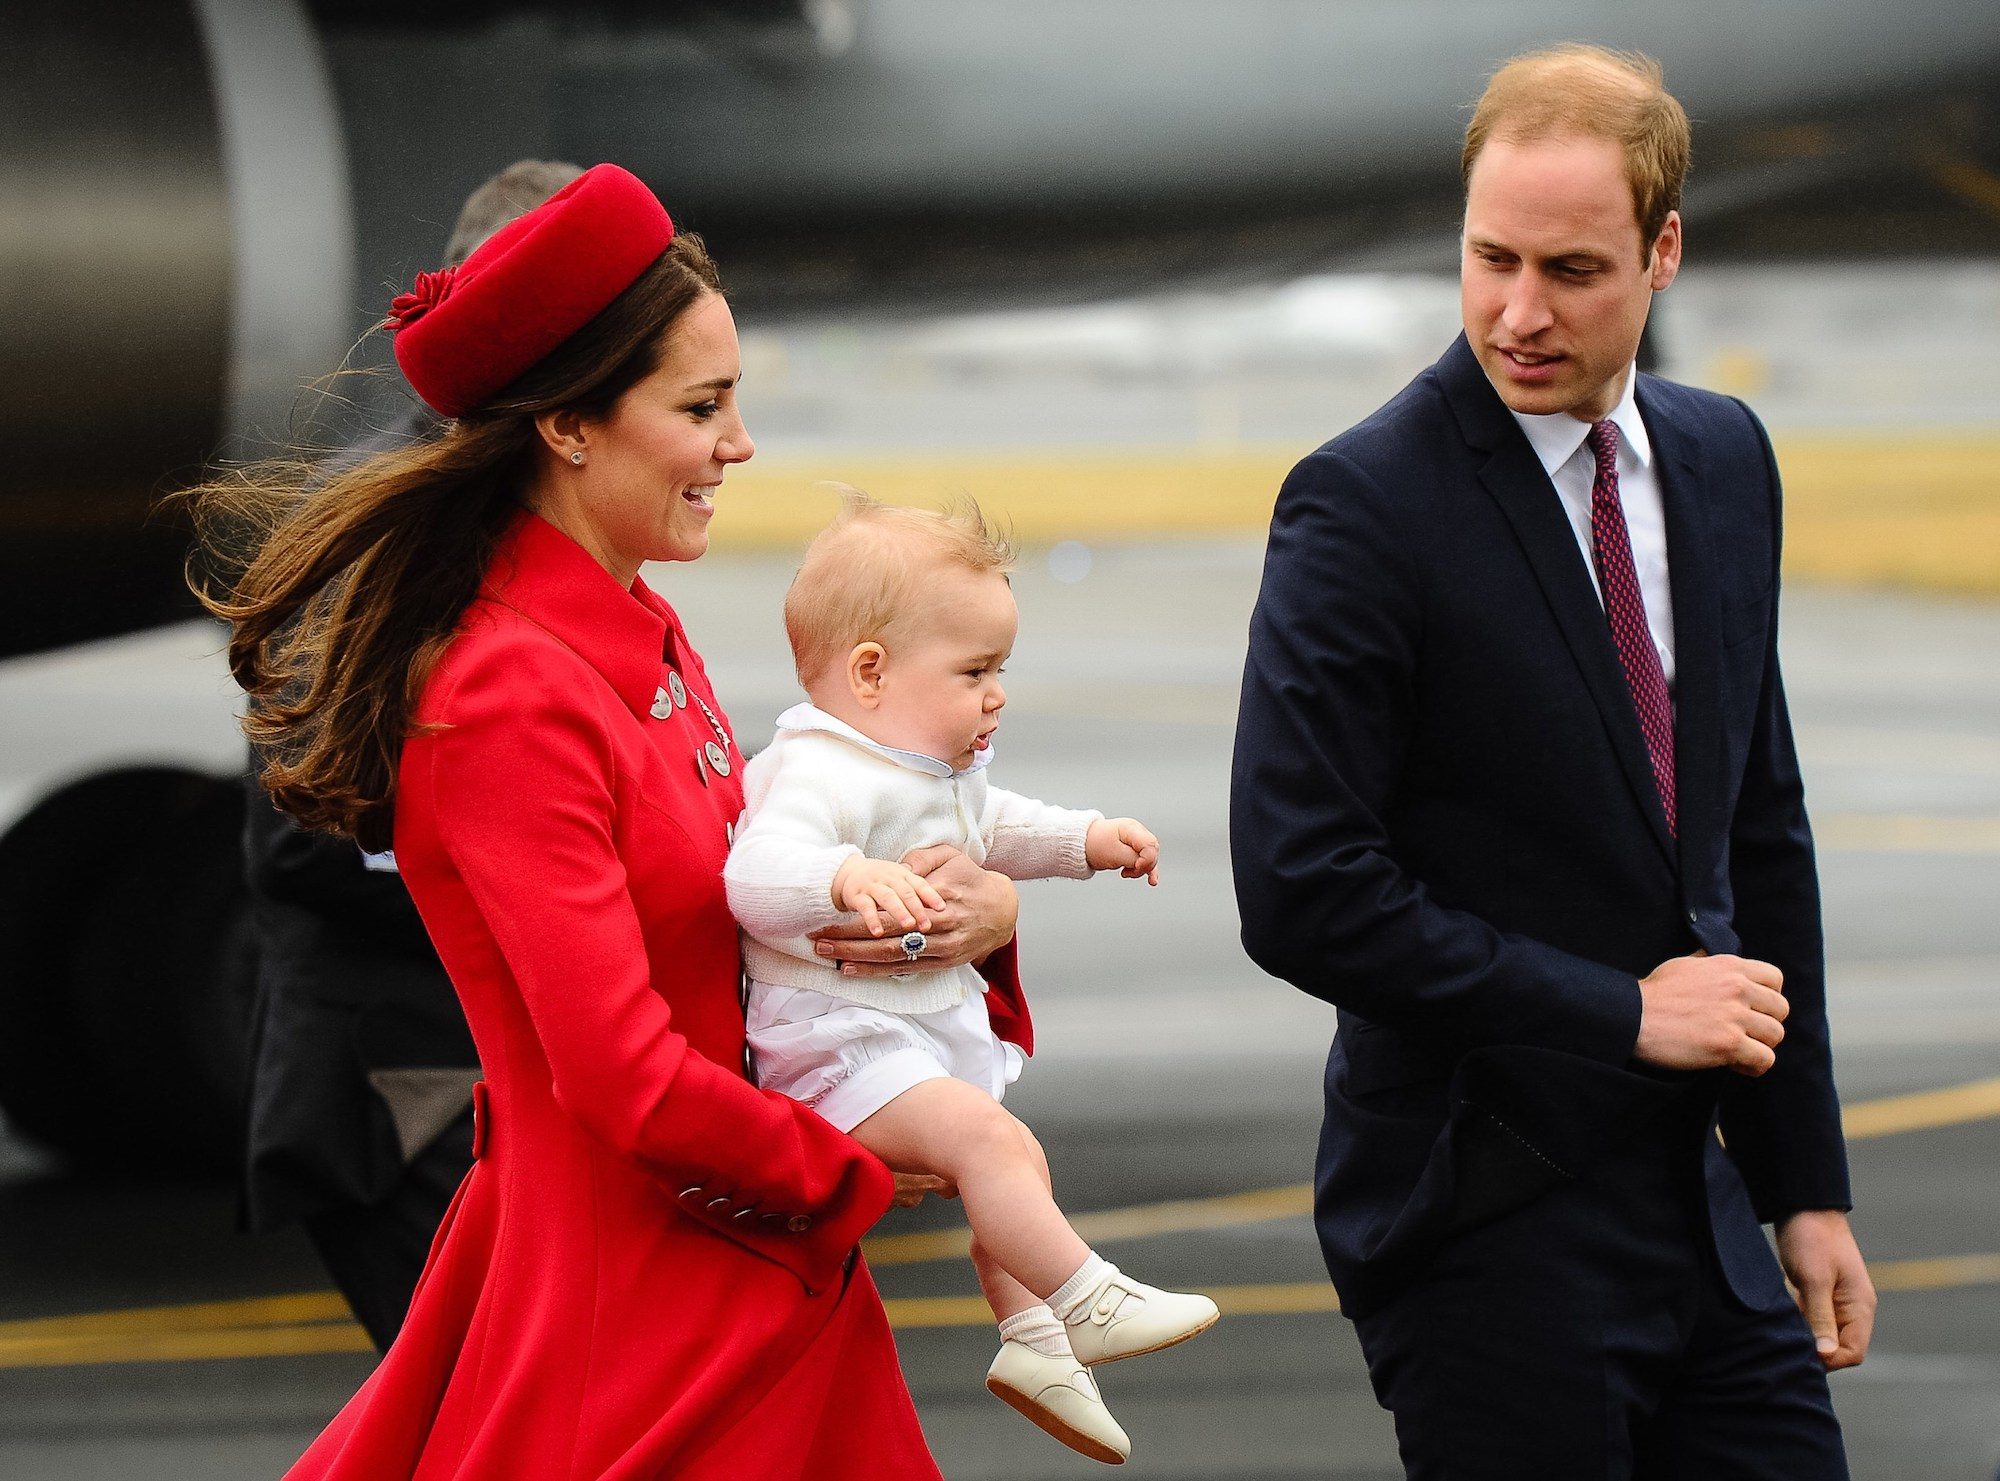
[1435,336,1676,867]
[1640,378,1722,880]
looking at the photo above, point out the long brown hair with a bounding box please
[185,233,722,851]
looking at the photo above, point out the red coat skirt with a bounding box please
[282,513,941,1480]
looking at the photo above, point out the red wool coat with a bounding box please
[282,512,949,1480]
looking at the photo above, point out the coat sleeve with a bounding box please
[1230,449,1642,1062]
[977,785,1098,881]
[1715,404,1852,1221]
[418,649,892,1290]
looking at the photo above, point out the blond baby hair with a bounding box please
[784,486,1016,687]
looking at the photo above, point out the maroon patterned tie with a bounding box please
[1586,420,1676,835]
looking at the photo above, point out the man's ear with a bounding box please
[846,642,888,709]
[1648,210,1682,292]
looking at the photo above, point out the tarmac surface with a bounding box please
[2,538,1997,1480]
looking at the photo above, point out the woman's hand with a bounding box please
[888,1171,960,1209]
[812,845,1018,978]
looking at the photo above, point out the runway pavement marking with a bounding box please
[1841,1076,2000,1140]
[1814,814,2000,853]
[865,1184,1314,1267]
[5,1078,1999,1369]
[12,1260,2000,1366]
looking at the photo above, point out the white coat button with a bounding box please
[667,671,688,709]
[650,687,672,720]
[705,740,731,777]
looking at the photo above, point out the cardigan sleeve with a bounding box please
[723,743,860,946]
[417,646,891,1291]
[978,784,1099,881]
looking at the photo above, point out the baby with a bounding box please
[724,492,1217,1465]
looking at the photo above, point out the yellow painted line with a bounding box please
[865,1184,1314,1268]
[1925,151,2000,225]
[1817,815,2000,854]
[12,1260,1999,1365]
[1869,1253,2000,1293]
[1844,1076,2000,1141]
[706,433,2000,596]
[0,1321,371,1370]
[4,1078,1998,1368]
[0,1290,350,1342]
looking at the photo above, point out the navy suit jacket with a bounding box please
[1231,335,1850,1319]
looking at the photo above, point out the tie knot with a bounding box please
[1588,419,1619,468]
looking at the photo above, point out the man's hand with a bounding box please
[1633,953,1789,1076]
[1776,1209,1875,1371]
[1086,816,1161,884]
[812,845,1018,979]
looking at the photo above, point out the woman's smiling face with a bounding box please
[539,291,755,583]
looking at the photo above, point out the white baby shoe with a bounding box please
[1060,1266,1220,1367]
[985,1338,1131,1465]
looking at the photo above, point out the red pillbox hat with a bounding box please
[387,163,675,418]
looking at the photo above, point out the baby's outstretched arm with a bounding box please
[1085,817,1160,885]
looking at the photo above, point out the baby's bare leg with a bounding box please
[851,1078,1088,1300]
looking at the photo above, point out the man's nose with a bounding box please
[1501,274,1554,338]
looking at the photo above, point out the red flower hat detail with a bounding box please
[386,268,456,332]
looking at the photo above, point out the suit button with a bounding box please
[1686,909,1699,926]
[787,1214,812,1234]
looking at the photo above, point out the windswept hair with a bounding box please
[1463,43,1692,263]
[783,487,1015,687]
[180,233,722,852]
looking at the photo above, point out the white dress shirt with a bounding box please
[1506,365,1676,688]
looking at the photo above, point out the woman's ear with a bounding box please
[846,642,888,709]
[533,408,588,463]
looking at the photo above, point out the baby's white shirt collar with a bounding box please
[774,701,995,779]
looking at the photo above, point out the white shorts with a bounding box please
[744,980,1025,1133]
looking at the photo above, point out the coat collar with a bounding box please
[1437,334,1677,866]
[773,701,995,779]
[478,510,681,721]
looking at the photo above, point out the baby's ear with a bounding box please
[846,641,888,707]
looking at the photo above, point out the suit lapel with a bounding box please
[1436,337,1676,867]
[1640,379,1722,880]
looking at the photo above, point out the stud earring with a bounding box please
[569,450,585,466]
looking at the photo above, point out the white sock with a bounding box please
[997,1305,1074,1358]
[1048,1253,1114,1323]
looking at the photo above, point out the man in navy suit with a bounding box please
[1231,45,1875,1478]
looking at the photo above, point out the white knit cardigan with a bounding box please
[724,703,1100,1014]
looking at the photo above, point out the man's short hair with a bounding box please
[1462,44,1691,262]
[784,487,1015,687]
[442,160,587,268]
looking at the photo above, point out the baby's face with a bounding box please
[872,568,1017,770]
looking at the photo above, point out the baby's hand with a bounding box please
[832,856,948,936]
[1086,817,1160,885]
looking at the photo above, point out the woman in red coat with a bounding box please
[192,164,1019,1479]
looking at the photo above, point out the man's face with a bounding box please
[1461,134,1680,422]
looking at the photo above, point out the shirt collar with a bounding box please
[478,510,681,720]
[1506,363,1653,479]
[773,701,994,779]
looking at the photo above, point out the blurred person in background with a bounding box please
[241,158,584,1356]
[1232,44,1872,1479]
[195,163,1018,1477]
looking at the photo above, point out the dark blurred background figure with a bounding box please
[239,159,583,1352]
